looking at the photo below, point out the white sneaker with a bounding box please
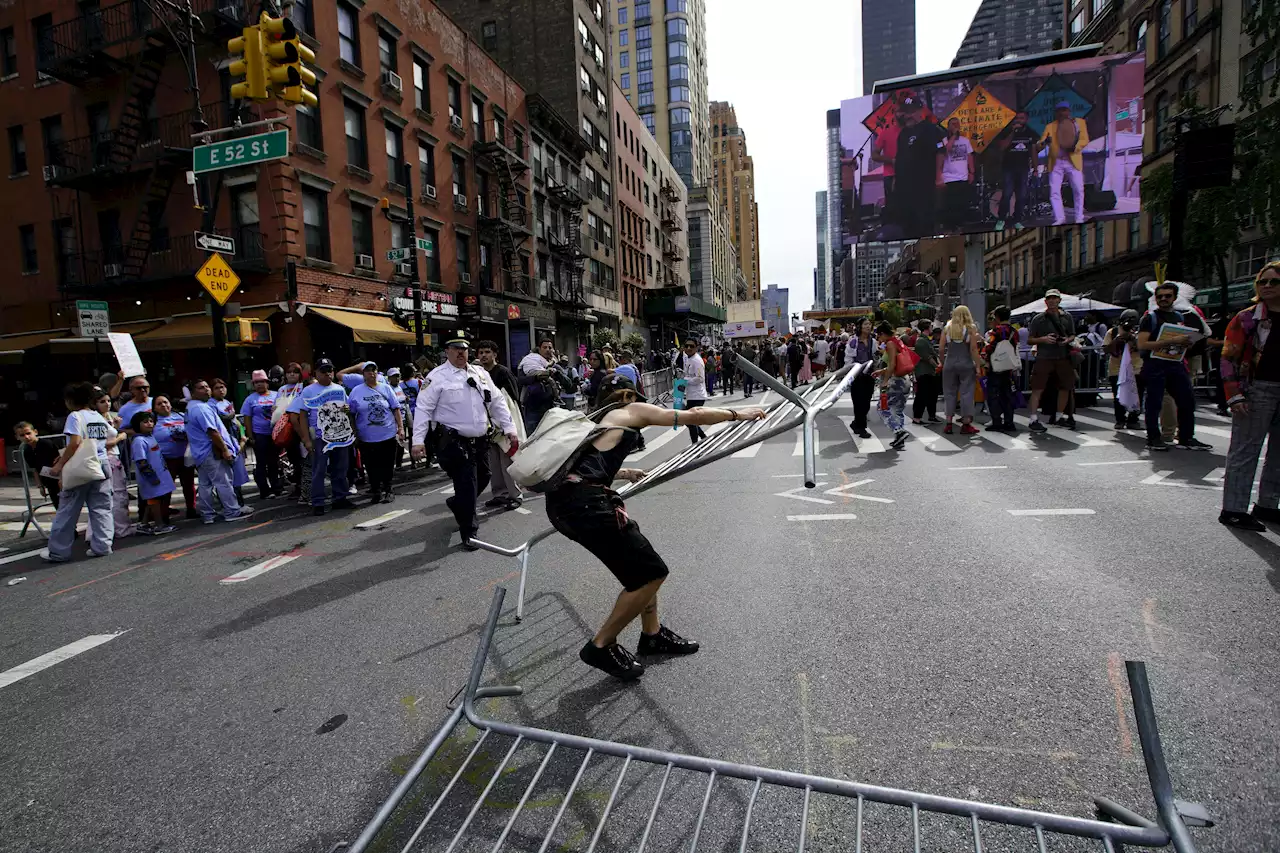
[225,507,256,522]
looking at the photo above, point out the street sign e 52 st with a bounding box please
[193,129,289,174]
[386,247,411,262]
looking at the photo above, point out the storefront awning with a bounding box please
[309,306,420,345]
[131,309,276,351]
[0,329,73,362]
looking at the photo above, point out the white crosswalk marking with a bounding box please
[1203,467,1226,482]
[792,428,818,457]
[1015,416,1113,447]
[731,437,764,458]
[974,426,1033,451]
[0,632,128,690]
[842,420,885,454]
[355,509,412,529]
[902,423,961,452]
[220,555,299,584]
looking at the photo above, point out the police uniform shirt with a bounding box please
[412,361,516,446]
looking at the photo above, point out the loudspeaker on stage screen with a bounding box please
[839,51,1145,244]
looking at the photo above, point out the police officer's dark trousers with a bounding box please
[438,430,490,539]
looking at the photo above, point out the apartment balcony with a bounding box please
[58,227,266,294]
[660,211,684,232]
[663,243,683,262]
[546,173,586,207]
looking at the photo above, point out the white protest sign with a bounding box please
[107,332,145,377]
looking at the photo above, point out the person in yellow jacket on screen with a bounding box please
[1038,100,1089,225]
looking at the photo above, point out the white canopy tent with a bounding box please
[1010,294,1126,318]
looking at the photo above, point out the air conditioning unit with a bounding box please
[538,278,550,298]
[103,263,123,279]
[423,184,438,200]
[449,113,464,132]
[454,193,468,209]
[580,81,591,94]
[42,165,69,182]
[382,69,403,91]
[397,262,413,276]
[356,254,374,269]
[460,272,472,284]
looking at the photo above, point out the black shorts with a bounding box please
[545,484,670,591]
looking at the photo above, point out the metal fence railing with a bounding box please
[640,367,675,406]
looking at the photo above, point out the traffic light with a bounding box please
[228,25,268,102]
[261,13,318,108]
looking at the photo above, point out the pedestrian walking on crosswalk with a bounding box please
[873,322,912,451]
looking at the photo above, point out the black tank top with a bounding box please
[569,427,638,485]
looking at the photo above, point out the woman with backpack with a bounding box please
[873,322,913,450]
[983,306,1020,433]
[939,305,981,435]
[544,374,765,681]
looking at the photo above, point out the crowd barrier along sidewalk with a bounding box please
[640,367,675,406]
[466,354,863,621]
[16,432,67,539]
[334,587,1212,853]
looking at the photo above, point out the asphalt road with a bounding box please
[0,385,1275,853]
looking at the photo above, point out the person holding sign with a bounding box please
[288,359,355,516]
[1137,282,1211,452]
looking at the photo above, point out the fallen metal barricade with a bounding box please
[640,367,675,406]
[468,356,865,620]
[16,432,67,539]
[336,587,1210,853]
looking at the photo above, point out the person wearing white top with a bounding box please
[939,118,975,232]
[46,383,115,562]
[678,339,708,444]
[95,388,135,538]
[411,333,519,548]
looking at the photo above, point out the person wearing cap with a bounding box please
[411,332,519,548]
[186,379,254,524]
[241,370,283,498]
[548,373,766,681]
[1038,100,1089,226]
[1026,289,1078,432]
[892,95,946,238]
[347,361,404,504]
[287,358,356,515]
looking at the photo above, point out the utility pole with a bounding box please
[401,161,426,355]
[1165,115,1191,283]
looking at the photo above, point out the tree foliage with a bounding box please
[589,329,619,352]
[877,300,905,329]
[621,332,646,355]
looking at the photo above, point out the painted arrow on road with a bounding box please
[823,478,895,503]
[773,484,834,505]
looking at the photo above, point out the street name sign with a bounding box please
[193,129,289,174]
[386,247,411,262]
[75,300,110,338]
[195,231,236,254]
[195,253,242,306]
[415,237,435,254]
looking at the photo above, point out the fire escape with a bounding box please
[659,180,684,287]
[36,0,249,292]
[546,174,588,308]
[473,128,533,300]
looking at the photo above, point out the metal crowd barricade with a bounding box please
[16,432,67,539]
[640,366,675,406]
[467,355,863,620]
[336,587,1210,853]
[1014,345,1110,397]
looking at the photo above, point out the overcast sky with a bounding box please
[705,0,983,313]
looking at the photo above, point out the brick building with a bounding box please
[0,0,535,424]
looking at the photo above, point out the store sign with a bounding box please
[478,297,508,323]
[391,295,459,317]
[723,321,767,338]
[525,303,556,329]
[507,303,522,320]
[674,295,691,313]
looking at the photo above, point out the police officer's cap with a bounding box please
[445,331,471,349]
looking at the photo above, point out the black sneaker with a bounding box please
[1253,505,1280,524]
[1061,416,1076,430]
[889,431,908,450]
[1125,418,1141,430]
[1177,438,1212,452]
[985,424,1003,432]
[312,506,326,516]
[1219,511,1266,532]
[1146,438,1171,452]
[332,498,355,510]
[460,537,480,552]
[483,496,507,508]
[1029,420,1047,433]
[1114,421,1127,430]
[637,625,700,657]
[580,640,645,680]
[381,492,396,504]
[856,429,872,439]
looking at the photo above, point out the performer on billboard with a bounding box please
[1038,100,1089,225]
[995,110,1039,232]
[938,117,974,232]
[870,122,899,227]
[892,95,946,238]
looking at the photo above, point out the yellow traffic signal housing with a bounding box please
[228,25,268,101]
[225,318,273,345]
[261,14,319,108]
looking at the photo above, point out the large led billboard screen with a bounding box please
[838,52,1145,244]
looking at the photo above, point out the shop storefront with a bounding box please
[391,289,461,344]
[477,296,560,368]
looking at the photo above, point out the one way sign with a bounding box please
[195,231,236,255]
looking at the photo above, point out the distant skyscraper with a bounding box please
[862,0,916,94]
[825,109,845,308]
[761,283,789,335]
[951,0,1063,68]
[815,192,829,311]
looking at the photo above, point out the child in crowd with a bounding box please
[130,411,177,535]
[14,421,61,510]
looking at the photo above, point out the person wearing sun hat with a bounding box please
[411,330,519,549]
[240,369,283,498]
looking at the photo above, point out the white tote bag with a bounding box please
[991,339,1020,373]
[61,413,107,490]
[1117,344,1141,412]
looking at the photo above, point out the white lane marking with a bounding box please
[0,632,128,689]
[788,514,858,522]
[441,486,455,496]
[949,465,1008,470]
[971,427,1033,451]
[842,420,885,454]
[757,391,771,407]
[824,479,894,503]
[1014,416,1113,447]
[429,483,454,494]
[514,507,532,515]
[773,485,834,506]
[1203,467,1226,482]
[220,555,299,584]
[1140,471,1179,486]
[1073,410,1233,441]
[771,473,828,478]
[0,550,45,566]
[355,509,412,529]
[731,441,764,458]
[628,422,685,462]
[0,505,36,513]
[1007,508,1097,516]
[902,423,959,452]
[791,429,818,457]
[1077,459,1148,466]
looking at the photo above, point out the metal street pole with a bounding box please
[1166,116,1189,282]
[402,161,426,356]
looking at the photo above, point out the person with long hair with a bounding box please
[845,317,878,439]
[45,382,114,561]
[940,305,982,434]
[94,387,134,538]
[278,363,306,498]
[1218,261,1280,530]
[873,322,912,450]
[546,374,766,680]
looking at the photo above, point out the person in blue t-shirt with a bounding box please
[287,359,355,514]
[240,369,283,498]
[186,379,253,524]
[117,375,152,437]
[347,361,404,503]
[129,411,177,535]
[46,382,115,562]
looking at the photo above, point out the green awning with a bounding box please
[643,295,726,323]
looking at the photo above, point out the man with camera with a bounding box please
[1026,289,1077,432]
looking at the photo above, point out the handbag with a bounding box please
[991,339,1020,373]
[894,344,920,376]
[272,409,295,447]
[61,413,107,489]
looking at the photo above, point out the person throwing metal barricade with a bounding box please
[547,374,766,681]
[411,332,519,550]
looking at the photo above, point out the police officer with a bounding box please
[410,331,519,549]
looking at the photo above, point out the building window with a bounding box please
[493,113,505,146]
[1152,214,1166,245]
[337,2,360,66]
[1094,223,1104,262]
[636,25,651,45]
[1091,0,1105,17]
[18,224,36,272]
[477,171,490,216]
[1154,92,1170,150]
[1179,71,1196,106]
[456,233,471,280]
[231,185,259,234]
[667,18,688,37]
[637,48,652,69]
[423,226,441,281]
[344,100,367,168]
[635,2,650,19]
[578,16,589,47]
[513,128,524,156]
[1064,230,1073,272]
[302,187,330,260]
[1070,13,1083,37]
[391,219,408,252]
[619,51,629,68]
[1079,225,1087,267]
[620,72,630,90]
[1,27,16,77]
[1183,0,1196,33]
[418,141,436,189]
[351,203,374,260]
[1128,214,1140,249]
[451,154,466,197]
[472,97,484,141]
[413,59,430,112]
[668,40,689,59]
[1133,18,1147,52]
[619,29,628,46]
[479,243,492,287]
[668,61,689,82]
[666,0,687,11]
[296,100,321,150]
[1234,241,1278,279]
[618,7,628,24]
[7,125,26,174]
[642,113,656,135]
[1156,0,1170,59]
[385,122,403,183]
[378,31,397,74]
[41,115,63,165]
[290,0,313,34]
[447,78,462,122]
[668,86,690,103]
[670,107,691,126]
[481,21,497,52]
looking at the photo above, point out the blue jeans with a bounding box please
[1141,360,1195,442]
[47,479,113,561]
[196,456,242,521]
[311,446,350,507]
